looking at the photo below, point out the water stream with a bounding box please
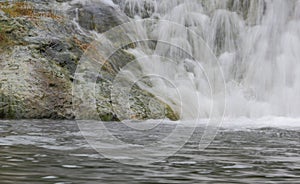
[101,0,300,119]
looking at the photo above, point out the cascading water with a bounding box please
[114,0,300,119]
[75,0,300,120]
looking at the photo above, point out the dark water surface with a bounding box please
[0,120,299,184]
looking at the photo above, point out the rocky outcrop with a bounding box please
[75,2,128,33]
[0,8,81,119]
[0,1,179,121]
[112,0,157,19]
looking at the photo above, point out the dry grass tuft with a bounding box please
[73,36,90,51]
[0,27,11,49]
[0,1,62,20]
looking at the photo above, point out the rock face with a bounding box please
[76,2,128,33]
[112,0,157,19]
[0,7,82,119]
[0,1,179,121]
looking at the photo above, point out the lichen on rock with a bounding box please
[0,0,179,121]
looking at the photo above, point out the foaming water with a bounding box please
[104,0,300,120]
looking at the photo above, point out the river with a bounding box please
[0,120,299,183]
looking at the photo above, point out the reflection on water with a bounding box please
[0,120,299,183]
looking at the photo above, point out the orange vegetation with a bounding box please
[73,36,90,51]
[0,1,61,20]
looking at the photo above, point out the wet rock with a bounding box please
[76,2,127,33]
[113,0,156,19]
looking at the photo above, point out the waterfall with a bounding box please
[76,0,300,120]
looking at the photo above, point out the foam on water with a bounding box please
[140,117,300,131]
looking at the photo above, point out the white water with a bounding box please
[72,0,300,120]
[110,0,300,120]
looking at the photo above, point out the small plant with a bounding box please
[0,33,4,42]
[0,29,9,48]
[0,22,14,48]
